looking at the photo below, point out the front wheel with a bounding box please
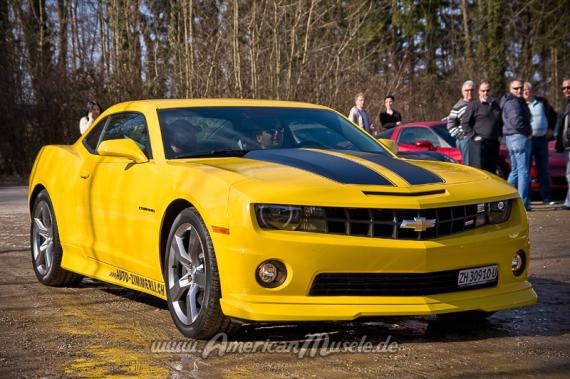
[31,190,82,286]
[164,207,237,339]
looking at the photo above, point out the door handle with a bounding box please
[80,170,90,179]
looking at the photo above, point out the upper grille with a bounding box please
[323,204,482,240]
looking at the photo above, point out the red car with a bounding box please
[378,121,567,191]
[378,121,463,162]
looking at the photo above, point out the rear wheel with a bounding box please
[31,190,82,286]
[164,207,237,339]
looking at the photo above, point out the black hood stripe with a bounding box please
[244,149,394,186]
[336,150,444,185]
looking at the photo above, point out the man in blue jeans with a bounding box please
[523,82,558,205]
[501,79,532,211]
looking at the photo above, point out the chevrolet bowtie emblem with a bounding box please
[400,217,436,232]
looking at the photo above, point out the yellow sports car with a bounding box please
[29,99,537,339]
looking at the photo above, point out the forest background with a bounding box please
[1,0,569,177]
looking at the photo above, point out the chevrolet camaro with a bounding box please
[29,99,537,338]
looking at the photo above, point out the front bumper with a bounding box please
[214,197,537,321]
[221,282,536,321]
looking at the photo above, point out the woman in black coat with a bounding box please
[379,95,402,129]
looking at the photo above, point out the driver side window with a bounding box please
[99,113,152,158]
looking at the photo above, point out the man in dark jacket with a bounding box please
[501,79,532,211]
[554,78,570,210]
[461,81,502,174]
[523,82,558,205]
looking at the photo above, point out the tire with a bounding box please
[164,207,237,339]
[31,190,83,286]
[437,311,495,323]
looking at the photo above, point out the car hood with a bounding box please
[173,149,517,207]
[192,148,486,186]
[175,148,518,205]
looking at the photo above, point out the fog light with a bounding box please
[256,260,287,288]
[511,251,526,277]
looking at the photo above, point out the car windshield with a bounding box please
[432,124,457,148]
[157,107,389,159]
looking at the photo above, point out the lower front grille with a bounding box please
[309,270,498,296]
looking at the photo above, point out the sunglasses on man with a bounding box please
[261,128,284,135]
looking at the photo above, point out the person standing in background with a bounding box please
[461,81,502,174]
[447,80,475,165]
[554,78,570,210]
[79,100,102,134]
[379,95,402,130]
[348,92,374,135]
[501,79,532,211]
[523,82,558,205]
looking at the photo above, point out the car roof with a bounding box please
[113,98,331,110]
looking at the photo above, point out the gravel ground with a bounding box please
[0,186,569,378]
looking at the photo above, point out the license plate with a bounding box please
[457,265,498,287]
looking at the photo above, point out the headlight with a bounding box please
[255,204,327,232]
[476,200,511,226]
[488,200,511,224]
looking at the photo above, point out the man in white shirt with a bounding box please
[348,92,374,135]
[523,82,557,205]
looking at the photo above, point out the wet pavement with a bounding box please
[0,186,569,378]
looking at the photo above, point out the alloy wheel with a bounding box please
[167,223,206,325]
[32,200,54,276]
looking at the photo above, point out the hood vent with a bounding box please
[363,189,445,197]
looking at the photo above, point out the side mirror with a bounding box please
[379,138,398,154]
[415,140,435,150]
[97,139,148,163]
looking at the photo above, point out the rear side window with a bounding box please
[83,117,108,153]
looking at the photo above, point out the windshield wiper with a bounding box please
[175,150,250,159]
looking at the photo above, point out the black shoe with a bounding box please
[561,206,570,211]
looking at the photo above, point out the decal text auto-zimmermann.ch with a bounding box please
[109,268,165,296]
